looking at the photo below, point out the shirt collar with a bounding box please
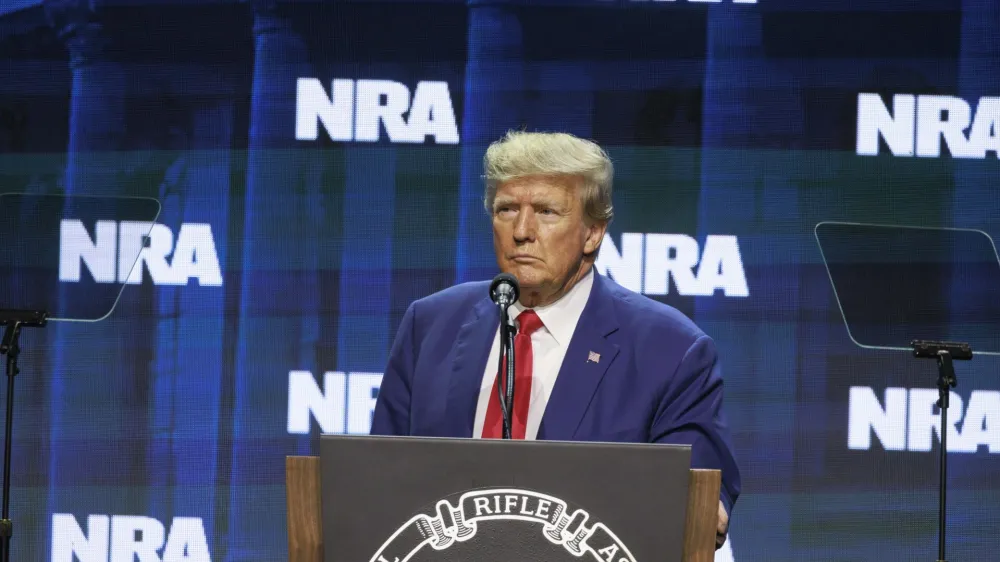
[509,268,594,347]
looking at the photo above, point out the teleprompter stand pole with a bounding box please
[910,339,972,562]
[0,309,47,562]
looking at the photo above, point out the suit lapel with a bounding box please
[538,273,620,441]
[445,296,497,437]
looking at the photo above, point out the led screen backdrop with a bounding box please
[1,0,999,560]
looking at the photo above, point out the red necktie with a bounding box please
[482,310,544,439]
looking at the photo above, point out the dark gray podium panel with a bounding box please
[320,435,692,562]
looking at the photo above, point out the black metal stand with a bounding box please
[910,339,972,562]
[488,274,520,440]
[495,305,516,440]
[0,309,47,562]
[503,320,516,440]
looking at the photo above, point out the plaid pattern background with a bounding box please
[0,0,998,560]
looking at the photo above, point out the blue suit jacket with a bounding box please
[370,270,741,513]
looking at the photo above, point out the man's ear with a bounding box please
[583,220,608,256]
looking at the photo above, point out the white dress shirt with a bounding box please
[472,269,595,440]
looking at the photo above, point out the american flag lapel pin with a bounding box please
[587,351,601,364]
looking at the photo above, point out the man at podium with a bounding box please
[371,131,740,549]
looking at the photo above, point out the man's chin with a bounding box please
[503,264,543,286]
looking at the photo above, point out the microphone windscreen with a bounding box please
[489,273,519,304]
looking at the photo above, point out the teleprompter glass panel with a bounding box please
[0,193,161,322]
[815,221,1000,356]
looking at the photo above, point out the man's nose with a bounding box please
[513,209,536,242]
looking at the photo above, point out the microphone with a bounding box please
[489,273,519,439]
[490,273,519,308]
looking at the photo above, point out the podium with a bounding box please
[287,435,722,562]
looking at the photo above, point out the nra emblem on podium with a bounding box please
[370,488,636,562]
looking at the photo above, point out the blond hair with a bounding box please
[483,131,614,224]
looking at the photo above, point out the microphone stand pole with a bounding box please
[496,304,515,439]
[910,339,971,562]
[504,317,516,440]
[0,309,47,562]
[489,274,520,440]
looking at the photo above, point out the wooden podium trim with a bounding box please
[287,456,323,562]
[682,468,722,562]
[287,455,720,562]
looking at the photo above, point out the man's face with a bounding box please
[492,175,606,307]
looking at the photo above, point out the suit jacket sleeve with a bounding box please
[651,334,741,514]
[370,301,417,436]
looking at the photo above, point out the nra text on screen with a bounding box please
[596,233,749,298]
[287,371,383,435]
[295,78,460,144]
[52,514,211,562]
[848,386,999,453]
[59,220,223,287]
[856,93,1000,159]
